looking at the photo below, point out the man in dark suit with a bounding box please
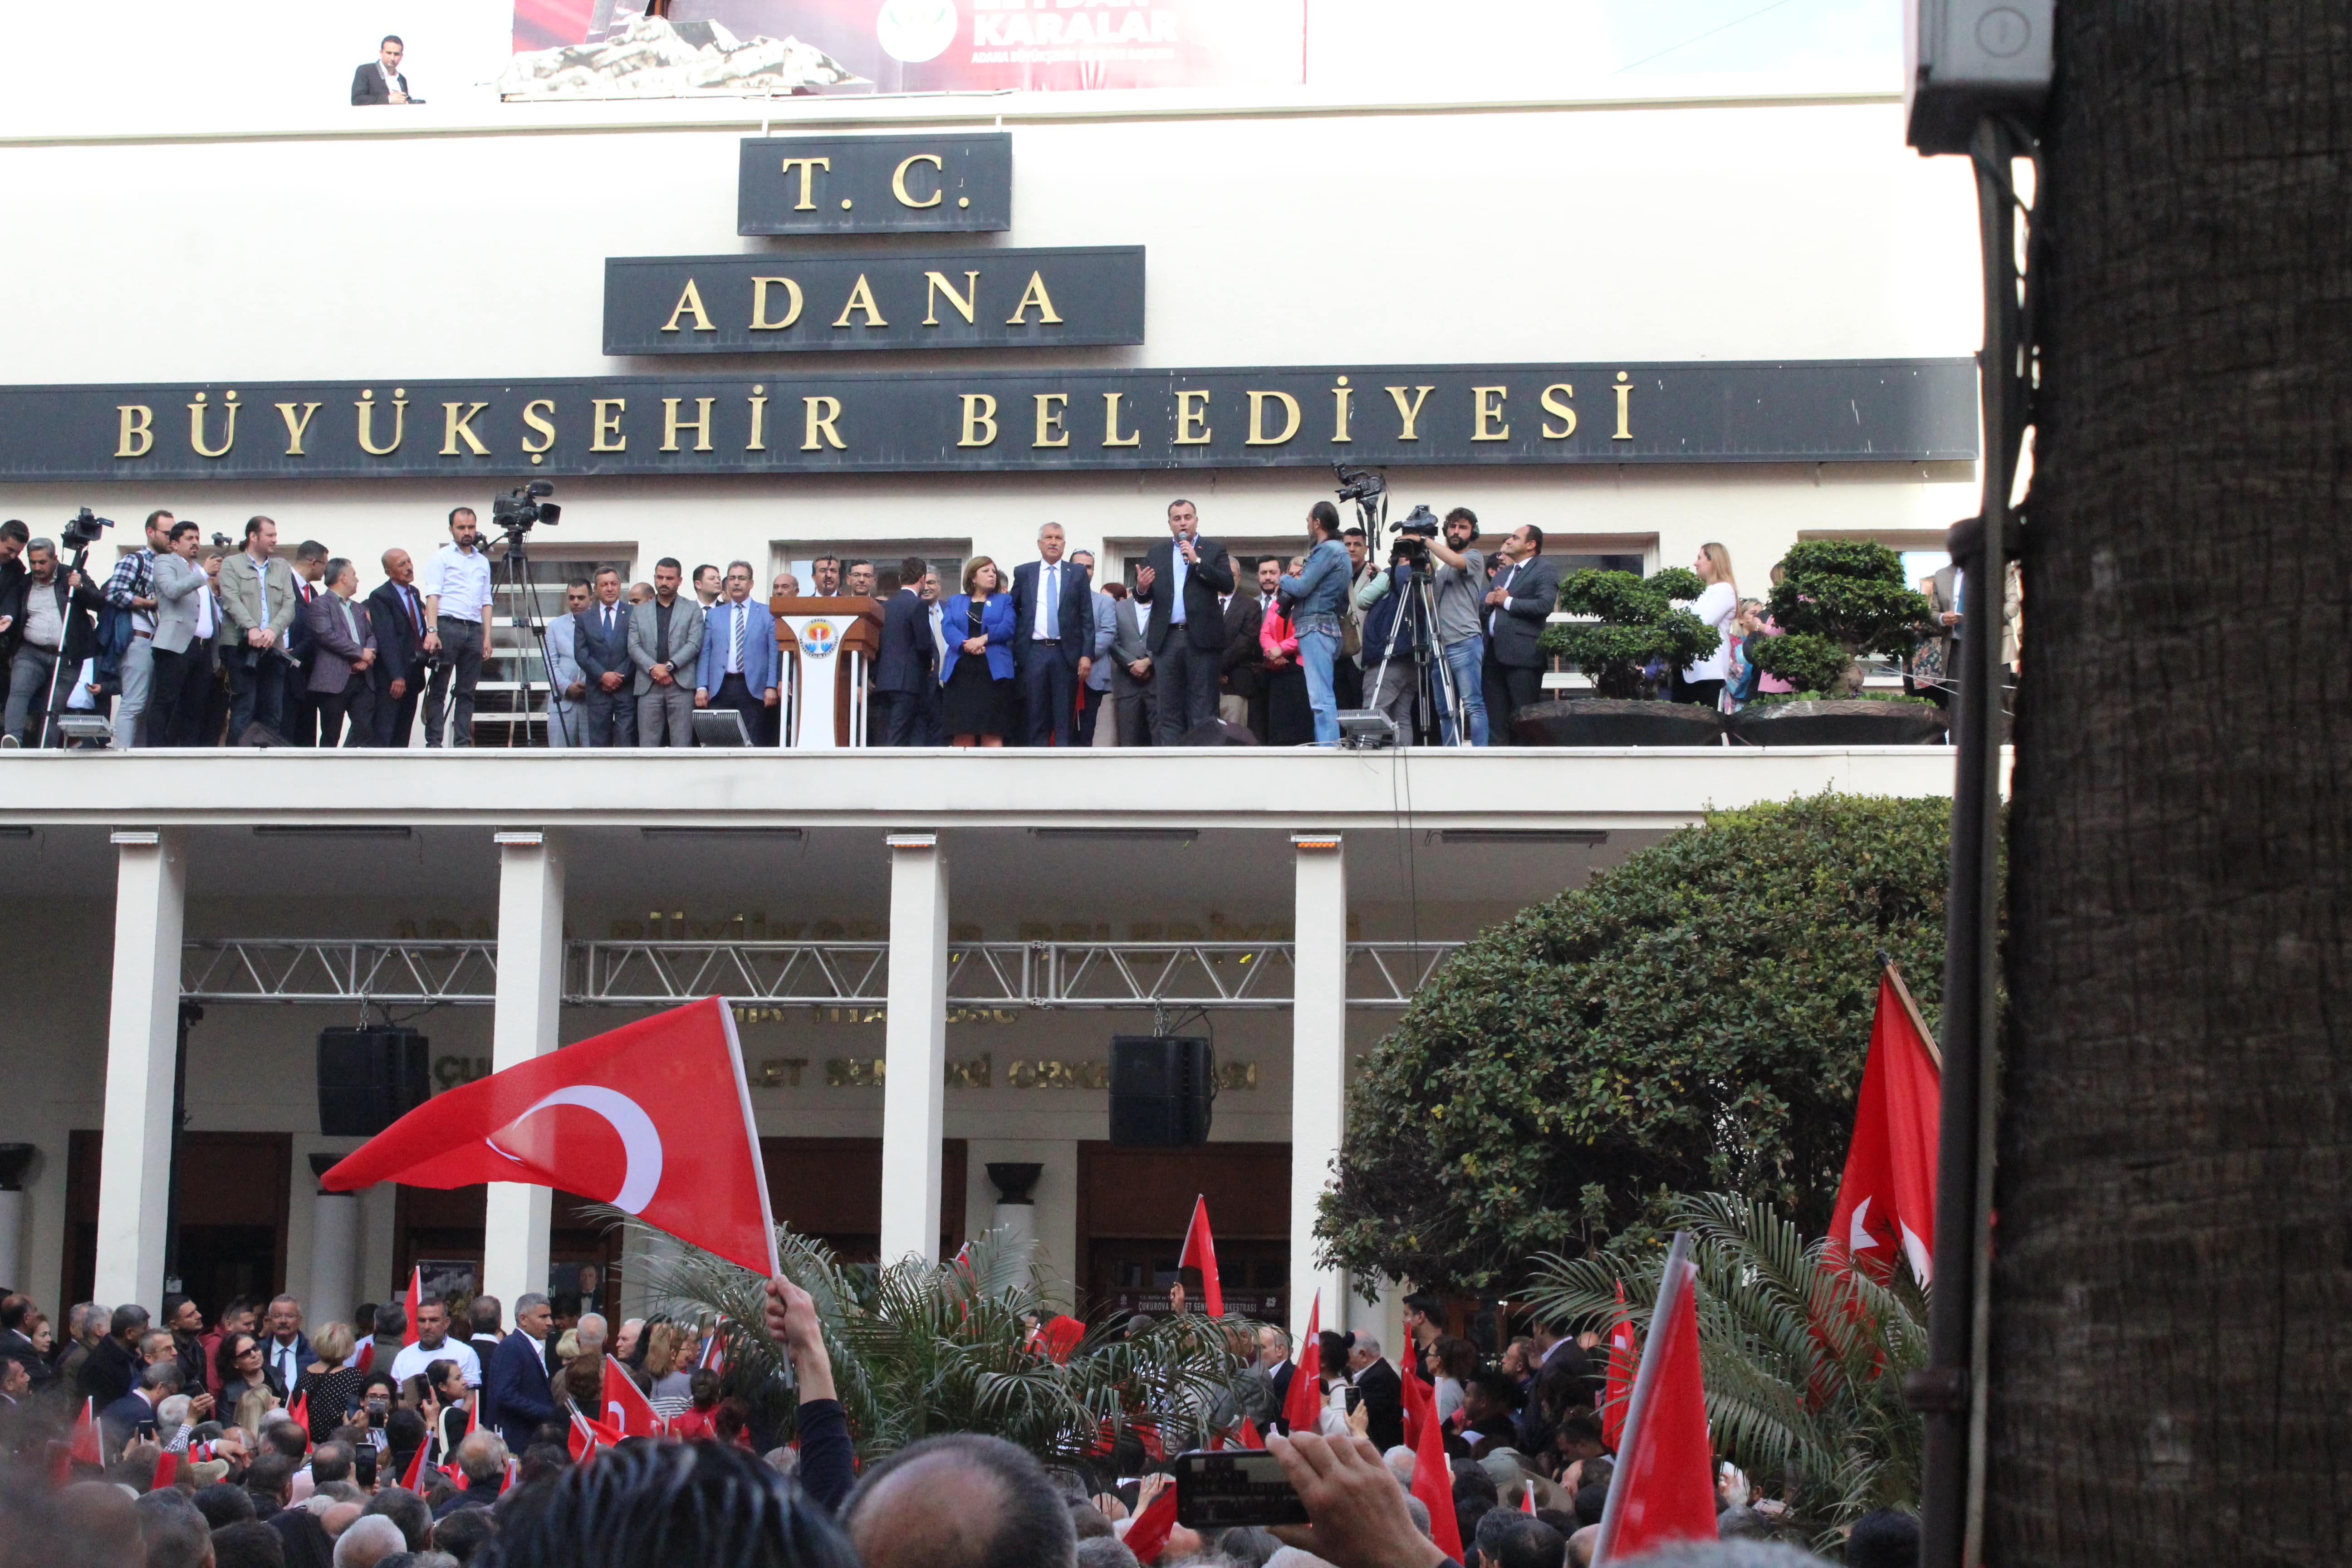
[1347,1333,1406,1453]
[304,558,377,747]
[485,1293,556,1456]
[1479,525,1562,745]
[365,548,430,747]
[1010,524,1094,746]
[572,567,636,747]
[352,37,412,105]
[78,1303,148,1407]
[1133,498,1235,745]
[1221,559,1271,740]
[873,555,936,746]
[283,541,328,745]
[101,1360,174,1456]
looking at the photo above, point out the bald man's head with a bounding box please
[845,1434,1076,1568]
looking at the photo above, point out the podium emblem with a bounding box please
[800,619,838,657]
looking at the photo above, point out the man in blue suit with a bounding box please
[1010,523,1093,746]
[572,567,636,748]
[696,560,780,745]
[485,1292,556,1456]
[873,554,936,746]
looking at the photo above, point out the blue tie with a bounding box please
[1044,564,1058,639]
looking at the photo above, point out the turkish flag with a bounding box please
[1827,969,1942,1283]
[401,1437,428,1491]
[1594,1235,1717,1562]
[322,999,779,1278]
[403,1267,422,1347]
[1602,1279,1637,1450]
[1179,1196,1224,1317]
[286,1392,310,1446]
[69,1397,101,1465]
[151,1449,177,1490]
[603,1357,663,1438]
[1406,1369,1463,1561]
[1040,1315,1087,1364]
[1280,1292,1322,1435]
[568,1406,623,1463]
[1235,1416,1266,1450]
[1125,1480,1180,1564]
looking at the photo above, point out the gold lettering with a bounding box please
[1470,385,1509,442]
[924,270,979,326]
[591,398,627,453]
[1102,392,1141,447]
[1033,393,1069,449]
[1246,390,1300,446]
[750,277,803,331]
[661,279,716,333]
[1004,271,1063,325]
[959,393,999,447]
[892,152,945,208]
[746,389,768,452]
[778,156,830,210]
[275,402,320,456]
[1174,389,1212,445]
[1539,383,1577,439]
[802,396,845,451]
[1332,379,1353,443]
[440,402,491,457]
[354,389,405,457]
[1613,372,1635,440]
[187,390,239,459]
[833,274,887,328]
[662,396,715,453]
[1385,384,1435,441]
[115,404,155,459]
[521,398,557,454]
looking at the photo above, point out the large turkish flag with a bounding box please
[322,998,778,1277]
[1826,968,1943,1283]
[1594,1235,1717,1562]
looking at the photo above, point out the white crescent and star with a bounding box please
[484,1086,665,1213]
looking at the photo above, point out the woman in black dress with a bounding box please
[941,555,1017,746]
[295,1320,366,1443]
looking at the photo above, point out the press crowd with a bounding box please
[0,497,1625,754]
[0,1272,1921,1568]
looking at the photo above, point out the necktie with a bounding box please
[407,587,422,637]
[1044,565,1058,639]
[731,605,745,672]
[604,606,614,642]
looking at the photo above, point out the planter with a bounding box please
[1513,698,1723,746]
[1728,699,1948,747]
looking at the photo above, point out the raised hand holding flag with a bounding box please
[402,1266,423,1346]
[1594,1234,1717,1563]
[1601,1278,1637,1450]
[1827,967,1942,1283]
[69,1396,102,1465]
[1280,1292,1322,1435]
[602,1355,663,1438]
[1178,1195,1224,1317]
[322,998,779,1277]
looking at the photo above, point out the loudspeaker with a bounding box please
[317,1027,432,1137]
[1108,1035,1214,1147]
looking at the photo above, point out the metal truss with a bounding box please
[181,939,1462,1009]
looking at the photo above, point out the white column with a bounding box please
[95,830,185,1309]
[307,1156,363,1328]
[1291,833,1350,1342]
[879,832,951,1265]
[482,831,565,1312]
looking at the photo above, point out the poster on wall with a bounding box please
[505,0,1306,99]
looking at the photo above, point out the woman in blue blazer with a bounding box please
[939,556,1018,745]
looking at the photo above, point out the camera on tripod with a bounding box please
[491,480,559,534]
[1334,464,1387,507]
[1389,504,1441,566]
[60,507,113,551]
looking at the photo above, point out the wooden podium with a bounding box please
[770,596,883,749]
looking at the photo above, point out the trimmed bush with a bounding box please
[1539,566,1716,700]
[1749,540,1935,697]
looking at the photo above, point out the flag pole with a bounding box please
[1592,1231,1695,1564]
[714,996,781,1278]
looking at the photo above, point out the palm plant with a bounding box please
[1519,1192,1926,1555]
[614,1215,1255,1467]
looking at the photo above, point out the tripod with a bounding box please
[1359,556,1470,747]
[490,528,576,748]
[31,541,100,749]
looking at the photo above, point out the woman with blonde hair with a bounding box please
[1675,542,1740,708]
[294,1320,364,1442]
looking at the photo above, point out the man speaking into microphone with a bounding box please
[1133,498,1234,745]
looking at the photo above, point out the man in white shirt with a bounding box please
[262,1295,310,1394]
[694,561,779,745]
[387,1298,481,1390]
[418,507,495,748]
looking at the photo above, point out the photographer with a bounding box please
[1275,502,1352,747]
[1353,545,1423,736]
[3,535,103,748]
[1422,507,1492,745]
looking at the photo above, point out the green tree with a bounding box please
[1317,793,1949,1291]
[1749,541,1934,697]
[1539,566,1717,700]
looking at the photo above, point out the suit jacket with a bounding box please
[937,592,1016,684]
[544,609,585,710]
[366,579,429,684]
[874,588,936,694]
[1927,563,1960,666]
[1108,596,1149,670]
[151,552,210,655]
[572,599,632,689]
[218,551,298,643]
[1085,588,1119,692]
[0,557,24,658]
[1482,554,1562,669]
[304,591,376,694]
[698,598,779,696]
[485,1331,555,1455]
[1136,535,1235,655]
[1010,558,1093,666]
[1220,592,1267,697]
[351,63,408,105]
[78,1334,138,1406]
[1353,1358,1406,1453]
[100,1389,158,1455]
[285,578,322,665]
[627,595,704,695]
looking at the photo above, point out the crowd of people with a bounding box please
[0,496,1587,753]
[0,1270,1918,1568]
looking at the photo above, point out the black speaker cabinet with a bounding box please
[317,1027,432,1137]
[1108,1035,1214,1147]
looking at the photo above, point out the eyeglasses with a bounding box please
[237,1345,262,1358]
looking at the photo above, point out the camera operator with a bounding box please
[1422,507,1492,745]
[3,535,103,747]
[1352,539,1424,737]
[1336,526,1375,709]
[420,507,495,748]
[1274,502,1352,747]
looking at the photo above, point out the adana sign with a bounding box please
[17,361,1976,480]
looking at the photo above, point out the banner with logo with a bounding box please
[506,0,1305,99]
